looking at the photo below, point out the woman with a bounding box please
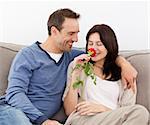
[63,24,149,125]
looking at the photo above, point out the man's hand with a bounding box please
[42,120,62,125]
[121,61,138,93]
[116,56,138,93]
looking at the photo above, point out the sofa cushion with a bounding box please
[0,42,24,96]
[0,42,150,114]
[126,52,150,112]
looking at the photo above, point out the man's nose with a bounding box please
[72,34,78,42]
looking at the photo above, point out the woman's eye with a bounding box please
[97,42,103,46]
[88,43,93,46]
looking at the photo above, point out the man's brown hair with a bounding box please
[47,8,80,35]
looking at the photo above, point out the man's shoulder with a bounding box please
[72,47,85,52]
[18,42,39,55]
[70,48,85,57]
[11,42,40,63]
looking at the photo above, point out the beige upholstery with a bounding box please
[0,42,24,96]
[126,52,150,112]
[0,42,150,119]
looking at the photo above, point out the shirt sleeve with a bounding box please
[62,61,74,101]
[117,80,137,107]
[62,60,85,102]
[5,48,48,124]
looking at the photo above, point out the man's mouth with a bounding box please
[68,42,73,48]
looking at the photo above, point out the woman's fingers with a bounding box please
[74,54,91,63]
[75,101,87,109]
[77,106,94,116]
[75,101,94,115]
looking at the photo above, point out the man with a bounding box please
[0,8,137,125]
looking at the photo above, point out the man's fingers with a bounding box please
[125,77,136,93]
[122,76,136,92]
[121,77,127,89]
[127,83,131,89]
[131,78,136,93]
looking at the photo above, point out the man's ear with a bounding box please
[51,26,59,35]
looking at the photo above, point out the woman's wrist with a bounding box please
[97,104,111,112]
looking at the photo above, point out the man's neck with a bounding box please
[41,37,62,54]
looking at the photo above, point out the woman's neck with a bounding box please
[93,61,112,80]
[93,62,104,79]
[94,60,104,69]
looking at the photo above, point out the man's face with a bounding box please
[55,18,79,52]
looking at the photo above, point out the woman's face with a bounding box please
[87,32,108,62]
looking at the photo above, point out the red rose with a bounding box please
[88,48,96,57]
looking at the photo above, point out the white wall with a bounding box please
[0,0,149,50]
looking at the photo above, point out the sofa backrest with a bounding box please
[0,42,150,113]
[122,51,150,112]
[0,42,24,96]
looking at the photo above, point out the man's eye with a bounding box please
[69,33,73,35]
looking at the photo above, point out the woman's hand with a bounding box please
[72,54,91,78]
[73,54,91,69]
[75,101,111,116]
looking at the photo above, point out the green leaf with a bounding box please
[75,64,82,69]
[90,74,96,85]
[72,64,82,73]
[84,63,92,76]
[72,61,96,90]
[93,75,96,85]
[73,80,84,89]
[91,74,94,79]
[87,51,93,57]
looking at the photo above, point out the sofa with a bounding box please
[0,42,150,121]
